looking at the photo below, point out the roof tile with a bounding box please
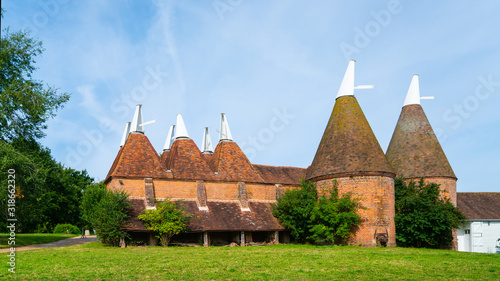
[457,192,500,220]
[210,141,265,183]
[386,104,456,179]
[165,138,216,181]
[105,133,169,181]
[124,199,284,232]
[306,96,394,180]
[253,164,306,185]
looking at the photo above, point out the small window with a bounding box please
[465,229,470,234]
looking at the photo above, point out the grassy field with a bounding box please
[0,233,78,248]
[1,243,499,280]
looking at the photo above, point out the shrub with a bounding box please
[272,180,317,243]
[395,178,466,248]
[138,200,191,246]
[273,180,362,245]
[53,223,80,234]
[309,185,362,245]
[81,183,131,246]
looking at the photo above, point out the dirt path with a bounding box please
[0,236,98,253]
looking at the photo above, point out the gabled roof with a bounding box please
[386,104,456,179]
[457,192,500,220]
[210,141,265,183]
[253,164,306,185]
[105,132,169,181]
[306,96,394,180]
[165,138,216,181]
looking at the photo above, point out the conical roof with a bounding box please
[306,95,394,180]
[210,141,265,183]
[386,104,456,179]
[105,132,169,181]
[165,138,216,180]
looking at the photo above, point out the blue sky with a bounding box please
[3,1,500,192]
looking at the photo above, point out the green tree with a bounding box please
[273,180,362,245]
[272,180,317,243]
[0,12,90,233]
[1,27,69,141]
[395,178,465,248]
[138,200,191,246]
[81,184,131,247]
[309,183,362,245]
[0,138,92,232]
[81,183,108,228]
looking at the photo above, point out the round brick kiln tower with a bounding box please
[386,75,457,205]
[306,61,396,247]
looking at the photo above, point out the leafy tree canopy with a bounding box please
[1,26,69,141]
[273,180,362,245]
[81,184,131,247]
[0,138,92,232]
[0,12,90,234]
[395,178,465,248]
[309,186,362,245]
[138,200,191,247]
[272,180,317,243]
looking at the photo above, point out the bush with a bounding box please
[395,178,466,248]
[53,223,80,234]
[273,180,362,245]
[309,185,362,245]
[81,183,131,246]
[272,180,317,243]
[138,200,191,246]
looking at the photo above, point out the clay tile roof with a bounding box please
[105,133,169,182]
[201,153,213,164]
[161,149,171,167]
[306,96,394,180]
[165,138,215,181]
[124,200,284,232]
[124,199,148,231]
[457,193,500,220]
[386,104,456,179]
[210,141,265,183]
[186,201,284,231]
[253,164,306,185]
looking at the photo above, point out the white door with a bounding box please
[472,222,484,253]
[462,228,471,252]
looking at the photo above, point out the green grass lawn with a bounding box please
[1,243,499,280]
[0,233,78,248]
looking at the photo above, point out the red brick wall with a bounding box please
[246,184,277,201]
[316,176,396,247]
[107,178,301,202]
[108,178,146,197]
[154,180,197,200]
[204,182,239,200]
